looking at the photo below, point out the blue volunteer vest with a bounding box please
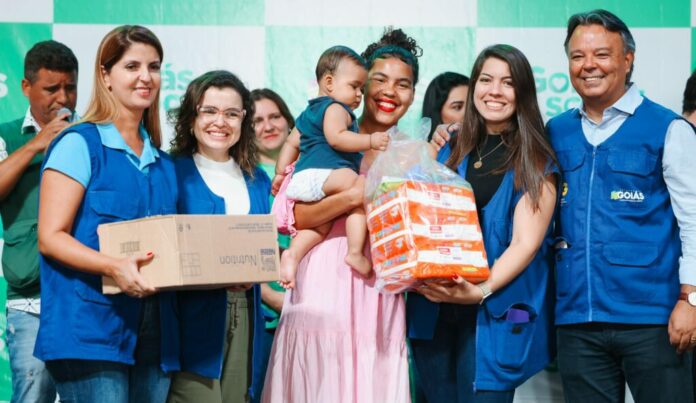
[406,144,557,391]
[34,123,180,372]
[548,98,682,325]
[174,155,270,400]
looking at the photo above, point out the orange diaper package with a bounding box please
[364,122,491,294]
[366,180,490,293]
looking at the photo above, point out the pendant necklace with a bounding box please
[473,139,505,169]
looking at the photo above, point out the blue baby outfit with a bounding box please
[294,96,362,173]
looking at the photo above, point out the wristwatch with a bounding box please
[679,292,696,306]
[477,282,493,305]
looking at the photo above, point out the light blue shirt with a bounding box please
[579,84,696,286]
[44,123,160,188]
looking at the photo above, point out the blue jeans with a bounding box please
[557,323,693,403]
[410,304,514,403]
[47,360,170,403]
[45,296,169,403]
[6,308,56,403]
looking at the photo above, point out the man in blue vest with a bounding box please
[547,9,696,403]
[0,40,77,403]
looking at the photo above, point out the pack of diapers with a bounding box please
[366,179,490,293]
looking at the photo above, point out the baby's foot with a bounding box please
[279,250,300,289]
[345,253,372,277]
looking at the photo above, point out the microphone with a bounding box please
[57,107,73,122]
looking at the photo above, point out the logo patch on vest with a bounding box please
[560,182,569,205]
[610,189,645,203]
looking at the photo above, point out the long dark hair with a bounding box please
[169,70,258,176]
[446,44,557,210]
[422,72,470,140]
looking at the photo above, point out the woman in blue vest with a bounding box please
[35,25,179,402]
[412,44,558,402]
[166,70,269,403]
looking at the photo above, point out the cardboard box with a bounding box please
[98,214,280,294]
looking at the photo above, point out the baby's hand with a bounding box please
[370,131,390,151]
[271,173,285,196]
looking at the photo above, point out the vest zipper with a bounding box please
[586,146,597,322]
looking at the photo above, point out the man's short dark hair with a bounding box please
[683,70,696,115]
[24,40,78,83]
[564,9,635,82]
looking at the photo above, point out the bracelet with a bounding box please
[477,282,492,305]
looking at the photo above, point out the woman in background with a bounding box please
[422,71,469,141]
[250,88,294,401]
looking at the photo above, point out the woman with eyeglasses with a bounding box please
[167,70,270,403]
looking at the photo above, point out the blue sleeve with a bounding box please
[436,142,452,164]
[43,131,91,188]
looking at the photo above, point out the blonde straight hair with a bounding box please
[80,25,164,148]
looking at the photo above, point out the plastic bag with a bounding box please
[364,119,490,294]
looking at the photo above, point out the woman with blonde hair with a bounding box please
[34,25,179,402]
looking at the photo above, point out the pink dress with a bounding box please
[262,217,410,403]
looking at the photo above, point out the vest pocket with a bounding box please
[601,242,659,302]
[606,150,657,176]
[88,190,139,221]
[557,151,585,205]
[72,274,127,347]
[487,303,536,370]
[604,150,657,209]
[74,287,125,348]
[1,219,39,289]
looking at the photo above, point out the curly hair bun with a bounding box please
[362,27,422,61]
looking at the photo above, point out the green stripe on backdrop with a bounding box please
[53,0,263,25]
[265,26,475,135]
[477,0,691,28]
[0,23,52,124]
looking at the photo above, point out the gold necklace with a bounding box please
[473,140,505,169]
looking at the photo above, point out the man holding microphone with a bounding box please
[0,40,78,403]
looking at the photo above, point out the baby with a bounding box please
[274,46,389,288]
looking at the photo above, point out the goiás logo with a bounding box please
[610,189,645,203]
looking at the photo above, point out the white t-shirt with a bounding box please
[193,153,250,215]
